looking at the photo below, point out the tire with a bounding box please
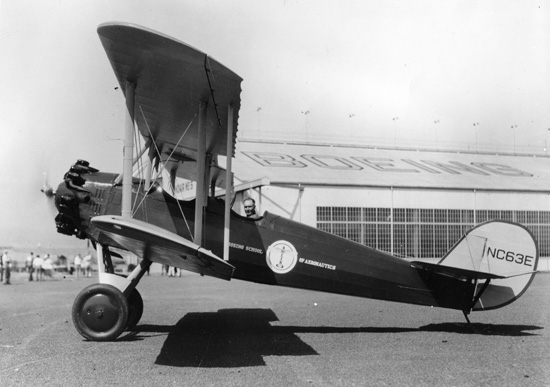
[72,283,129,341]
[126,289,143,330]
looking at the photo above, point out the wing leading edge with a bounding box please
[92,215,235,280]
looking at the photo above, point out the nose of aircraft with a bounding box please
[53,180,83,237]
[50,160,96,239]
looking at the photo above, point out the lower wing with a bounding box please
[92,215,234,281]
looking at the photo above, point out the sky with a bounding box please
[0,0,549,251]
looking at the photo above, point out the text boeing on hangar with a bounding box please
[234,140,550,192]
[243,151,532,176]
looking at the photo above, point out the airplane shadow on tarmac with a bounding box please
[419,322,544,336]
[127,308,543,368]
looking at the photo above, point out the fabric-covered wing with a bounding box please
[92,215,235,281]
[97,22,242,184]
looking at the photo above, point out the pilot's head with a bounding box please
[243,198,257,217]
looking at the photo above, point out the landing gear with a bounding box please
[126,289,143,330]
[71,244,151,341]
[72,283,129,341]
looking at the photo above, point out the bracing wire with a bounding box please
[133,104,196,239]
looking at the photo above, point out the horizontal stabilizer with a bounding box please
[92,215,234,280]
[410,261,507,281]
[411,261,537,281]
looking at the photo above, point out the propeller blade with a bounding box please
[41,172,56,198]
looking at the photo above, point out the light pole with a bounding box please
[392,116,399,147]
[349,113,355,140]
[511,125,517,154]
[256,107,262,135]
[301,110,310,141]
[473,122,480,152]
[434,120,440,149]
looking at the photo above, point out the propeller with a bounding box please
[41,172,58,218]
[41,172,56,198]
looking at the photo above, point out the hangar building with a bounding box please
[228,139,550,264]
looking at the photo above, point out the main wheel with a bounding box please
[126,289,143,330]
[72,283,129,341]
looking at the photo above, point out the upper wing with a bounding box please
[92,215,235,281]
[97,22,242,186]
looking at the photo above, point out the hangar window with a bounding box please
[421,209,433,223]
[477,210,488,223]
[378,224,392,252]
[348,207,362,222]
[378,208,391,222]
[434,209,447,223]
[317,207,550,259]
[394,209,406,222]
[448,210,462,224]
[501,211,514,221]
[364,208,377,222]
[316,207,332,222]
[540,226,550,256]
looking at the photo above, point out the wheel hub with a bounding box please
[81,294,120,332]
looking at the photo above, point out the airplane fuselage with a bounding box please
[55,169,477,312]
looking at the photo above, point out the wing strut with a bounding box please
[122,81,136,219]
[223,105,234,261]
[194,101,207,245]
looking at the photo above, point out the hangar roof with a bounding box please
[232,140,550,192]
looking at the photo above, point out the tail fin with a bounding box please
[438,220,538,311]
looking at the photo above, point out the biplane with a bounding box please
[49,22,539,341]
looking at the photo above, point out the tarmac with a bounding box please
[1,270,549,387]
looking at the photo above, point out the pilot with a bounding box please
[243,198,260,219]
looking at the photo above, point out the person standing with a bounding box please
[82,252,93,277]
[33,254,44,282]
[42,254,54,279]
[2,251,11,285]
[27,252,34,281]
[74,254,82,277]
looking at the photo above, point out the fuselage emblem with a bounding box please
[266,240,298,274]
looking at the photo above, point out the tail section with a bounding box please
[438,220,538,311]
